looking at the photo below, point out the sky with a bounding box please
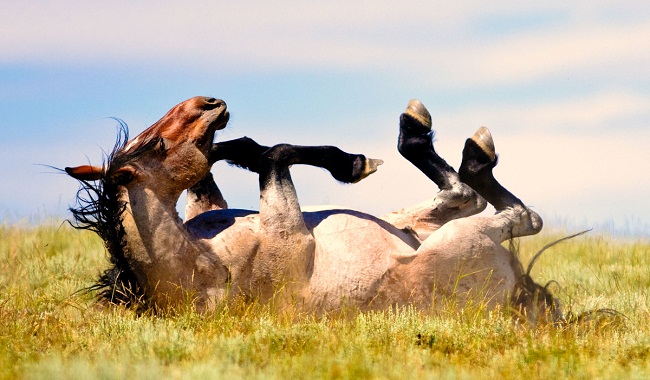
[1,1,649,237]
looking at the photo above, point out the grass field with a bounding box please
[1,221,649,379]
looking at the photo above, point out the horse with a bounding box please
[65,96,559,323]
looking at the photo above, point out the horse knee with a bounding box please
[515,206,543,237]
[440,182,486,212]
[495,205,543,241]
[261,144,294,166]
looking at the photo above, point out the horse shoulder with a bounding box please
[186,209,261,285]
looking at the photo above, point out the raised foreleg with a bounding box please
[209,136,269,172]
[252,143,382,301]
[185,172,228,220]
[185,137,270,220]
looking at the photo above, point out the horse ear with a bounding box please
[65,165,103,181]
[111,166,136,185]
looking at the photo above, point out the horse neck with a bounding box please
[118,183,201,307]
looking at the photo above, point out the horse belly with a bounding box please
[305,212,416,310]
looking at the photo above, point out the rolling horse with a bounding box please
[65,96,559,323]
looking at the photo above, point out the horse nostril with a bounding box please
[202,98,225,110]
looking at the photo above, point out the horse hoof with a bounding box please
[403,99,432,131]
[470,127,496,162]
[353,158,384,183]
[459,127,497,181]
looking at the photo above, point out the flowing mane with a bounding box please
[68,120,161,308]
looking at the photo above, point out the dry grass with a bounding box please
[1,222,649,379]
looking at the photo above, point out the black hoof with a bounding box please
[459,127,497,182]
[400,99,432,136]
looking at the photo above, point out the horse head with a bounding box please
[66,96,229,198]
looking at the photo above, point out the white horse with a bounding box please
[66,96,558,323]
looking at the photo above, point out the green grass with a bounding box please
[1,222,649,379]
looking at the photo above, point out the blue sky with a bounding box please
[2,1,649,236]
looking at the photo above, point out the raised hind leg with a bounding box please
[459,127,543,241]
[389,125,544,314]
[251,143,383,300]
[458,130,561,323]
[381,100,486,240]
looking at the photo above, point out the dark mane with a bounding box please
[68,120,161,309]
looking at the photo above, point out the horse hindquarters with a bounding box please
[391,113,542,312]
[404,127,545,314]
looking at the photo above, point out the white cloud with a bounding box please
[2,1,649,234]
[3,1,649,88]
[433,91,650,134]
[428,19,650,86]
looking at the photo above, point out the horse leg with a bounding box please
[458,127,543,241]
[395,126,535,311]
[209,136,269,172]
[388,126,545,316]
[455,128,554,321]
[185,137,270,220]
[185,172,228,220]
[382,100,486,240]
[252,143,382,301]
